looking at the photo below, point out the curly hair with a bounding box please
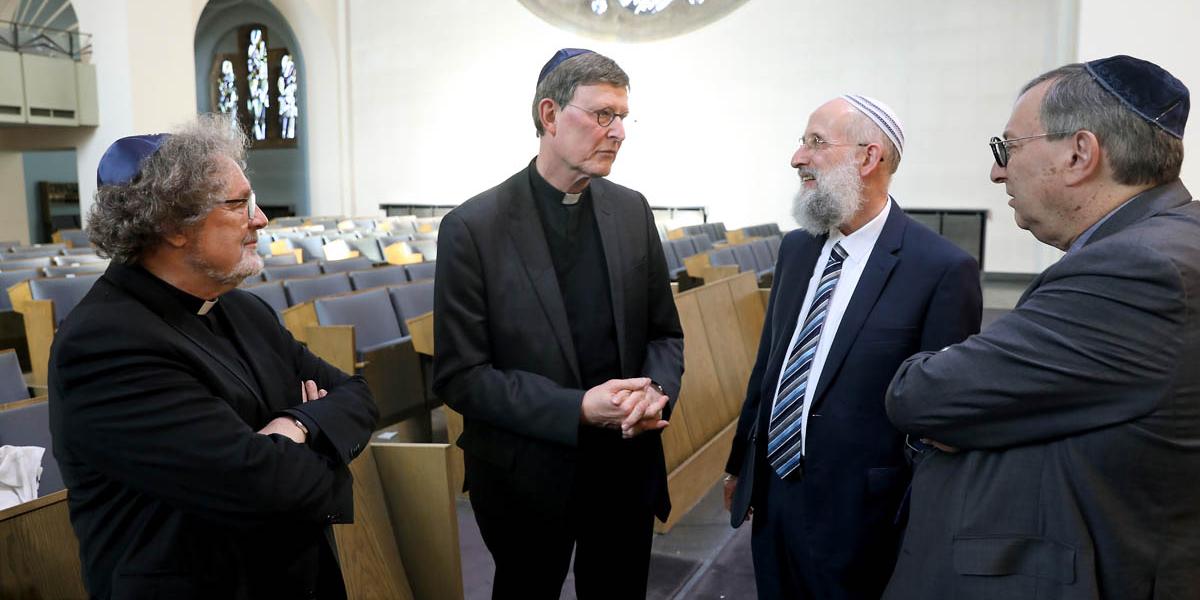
[88,114,248,264]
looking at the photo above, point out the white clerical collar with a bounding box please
[197,299,218,316]
[562,192,582,205]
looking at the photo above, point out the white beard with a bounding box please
[791,161,866,236]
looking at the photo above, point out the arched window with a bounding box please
[518,0,750,41]
[209,24,297,148]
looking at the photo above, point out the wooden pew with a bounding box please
[0,490,87,599]
[656,271,765,533]
[407,311,466,497]
[8,281,55,389]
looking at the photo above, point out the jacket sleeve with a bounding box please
[432,211,585,447]
[284,334,378,466]
[637,196,684,418]
[887,240,1184,450]
[52,323,368,528]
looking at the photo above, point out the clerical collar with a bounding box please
[133,264,221,316]
[529,158,589,206]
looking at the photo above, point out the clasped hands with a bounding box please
[581,377,669,439]
[257,380,327,443]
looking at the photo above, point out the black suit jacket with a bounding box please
[49,263,378,600]
[726,202,981,590]
[432,164,684,522]
[885,180,1200,599]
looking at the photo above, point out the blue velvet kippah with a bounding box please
[96,133,170,187]
[537,48,594,84]
[1085,55,1189,139]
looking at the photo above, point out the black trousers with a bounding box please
[467,441,657,600]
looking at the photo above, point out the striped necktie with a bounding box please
[766,242,848,478]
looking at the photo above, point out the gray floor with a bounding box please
[455,275,1030,599]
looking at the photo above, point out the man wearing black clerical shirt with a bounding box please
[433,49,685,599]
[48,116,378,600]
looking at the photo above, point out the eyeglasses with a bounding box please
[219,191,257,220]
[798,134,868,152]
[988,132,1074,167]
[566,104,630,128]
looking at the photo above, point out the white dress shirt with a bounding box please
[770,200,891,456]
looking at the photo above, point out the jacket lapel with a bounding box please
[103,264,267,409]
[590,181,629,374]
[504,168,582,384]
[760,233,825,419]
[811,200,904,408]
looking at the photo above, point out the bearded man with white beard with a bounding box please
[723,95,983,599]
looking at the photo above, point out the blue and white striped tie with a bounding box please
[766,242,847,478]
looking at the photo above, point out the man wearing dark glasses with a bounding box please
[885,56,1200,599]
[48,115,378,599]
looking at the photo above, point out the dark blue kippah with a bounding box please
[1085,55,1189,139]
[96,133,170,187]
[537,48,593,84]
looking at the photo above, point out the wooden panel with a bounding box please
[658,398,694,473]
[670,294,726,455]
[281,301,318,344]
[383,243,424,266]
[725,229,747,244]
[334,449,415,600]
[0,395,46,413]
[372,443,464,600]
[306,325,356,375]
[759,288,771,312]
[665,228,685,240]
[406,312,434,356]
[694,281,753,422]
[269,239,292,256]
[441,406,465,497]
[0,490,87,599]
[728,271,767,371]
[683,252,711,279]
[700,265,740,285]
[10,285,53,389]
[656,420,738,533]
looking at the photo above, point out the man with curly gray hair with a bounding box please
[48,115,378,599]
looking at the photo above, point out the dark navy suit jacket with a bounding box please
[726,200,981,594]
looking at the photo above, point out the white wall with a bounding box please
[1078,0,1200,188]
[346,0,1077,273]
[0,153,31,245]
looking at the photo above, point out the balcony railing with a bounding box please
[0,19,92,61]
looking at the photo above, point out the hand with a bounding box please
[723,475,751,521]
[921,438,960,453]
[301,380,327,403]
[618,382,670,438]
[581,377,651,428]
[258,416,307,444]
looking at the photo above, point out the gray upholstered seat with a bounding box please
[690,234,714,253]
[750,240,776,277]
[0,350,29,405]
[321,256,374,274]
[282,273,353,306]
[292,236,327,262]
[52,254,105,266]
[313,288,406,354]
[262,254,299,266]
[1,257,53,271]
[29,273,102,326]
[43,265,106,278]
[349,237,385,263]
[349,265,409,290]
[404,261,436,282]
[0,400,63,495]
[7,248,61,260]
[63,246,98,256]
[388,280,434,336]
[407,240,437,261]
[242,280,289,314]
[732,244,760,275]
[709,247,738,267]
[765,235,782,260]
[262,262,322,281]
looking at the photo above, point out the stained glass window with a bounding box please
[520,0,744,41]
[277,54,298,140]
[591,0,705,17]
[217,59,238,116]
[246,28,270,141]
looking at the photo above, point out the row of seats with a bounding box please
[737,223,784,239]
[315,283,434,354]
[270,215,442,235]
[0,246,101,261]
[243,262,435,313]
[673,222,728,244]
[709,236,782,280]
[263,234,439,264]
[662,234,717,279]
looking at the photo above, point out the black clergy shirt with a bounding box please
[528,162,622,391]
